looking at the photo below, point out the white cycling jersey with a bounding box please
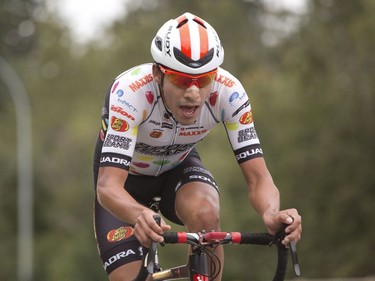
[96,63,263,176]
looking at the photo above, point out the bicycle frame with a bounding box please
[151,246,209,280]
[133,216,301,281]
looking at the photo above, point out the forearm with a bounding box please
[97,184,147,225]
[240,158,280,218]
[248,178,280,219]
[240,158,302,241]
[96,166,148,225]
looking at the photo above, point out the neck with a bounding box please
[158,83,176,122]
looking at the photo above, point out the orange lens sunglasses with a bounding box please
[159,65,217,89]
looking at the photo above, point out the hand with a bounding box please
[133,208,171,248]
[263,208,302,246]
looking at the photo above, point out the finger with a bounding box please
[134,226,150,247]
[282,209,301,227]
[282,231,302,246]
[143,215,170,244]
[151,216,172,235]
[282,236,290,247]
[286,215,294,225]
[282,227,300,245]
[284,217,301,239]
[147,215,164,235]
[161,222,171,232]
[283,225,302,246]
[135,215,162,244]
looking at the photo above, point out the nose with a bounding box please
[184,84,200,101]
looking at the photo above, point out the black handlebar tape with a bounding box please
[239,233,274,245]
[272,243,288,281]
[162,232,180,243]
[239,232,289,281]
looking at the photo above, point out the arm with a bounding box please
[97,166,144,224]
[239,157,302,245]
[96,166,170,246]
[240,157,280,220]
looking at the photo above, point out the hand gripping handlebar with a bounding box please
[133,215,300,281]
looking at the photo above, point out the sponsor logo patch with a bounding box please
[111,117,129,132]
[107,226,134,242]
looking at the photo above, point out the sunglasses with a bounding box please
[159,65,217,89]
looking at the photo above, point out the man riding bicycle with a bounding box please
[93,12,302,281]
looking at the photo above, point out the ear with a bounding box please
[152,64,162,84]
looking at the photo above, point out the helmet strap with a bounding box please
[157,72,178,122]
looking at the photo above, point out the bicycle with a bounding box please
[133,198,301,281]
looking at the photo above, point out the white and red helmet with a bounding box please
[151,12,224,75]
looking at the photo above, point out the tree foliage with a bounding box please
[0,0,39,57]
[1,0,374,280]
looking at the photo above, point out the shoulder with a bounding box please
[213,67,241,89]
[209,68,253,123]
[109,63,158,122]
[210,67,247,106]
[112,63,154,93]
[211,67,246,101]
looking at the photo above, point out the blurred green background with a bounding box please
[1,0,374,280]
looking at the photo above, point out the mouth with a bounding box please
[180,105,198,117]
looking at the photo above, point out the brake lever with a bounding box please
[273,225,301,277]
[289,240,301,277]
[146,241,158,274]
[146,215,162,274]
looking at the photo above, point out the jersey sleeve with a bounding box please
[219,73,264,164]
[99,65,154,170]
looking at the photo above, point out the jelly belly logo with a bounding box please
[107,226,134,242]
[239,111,253,125]
[150,130,163,138]
[111,116,129,132]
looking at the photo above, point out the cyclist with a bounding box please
[93,12,302,281]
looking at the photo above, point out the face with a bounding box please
[153,64,213,125]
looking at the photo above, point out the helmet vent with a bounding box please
[176,17,207,29]
[176,18,188,29]
[174,47,214,68]
[193,18,206,29]
[154,36,162,51]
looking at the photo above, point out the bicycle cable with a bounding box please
[191,243,221,280]
[206,244,221,280]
